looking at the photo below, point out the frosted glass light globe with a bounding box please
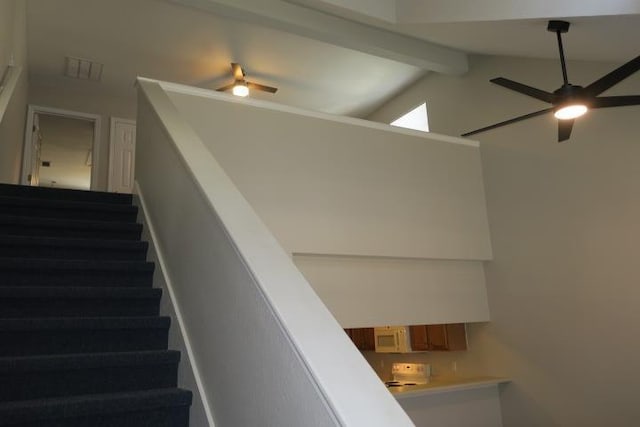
[554,104,587,120]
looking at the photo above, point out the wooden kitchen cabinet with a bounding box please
[409,323,467,351]
[344,327,375,351]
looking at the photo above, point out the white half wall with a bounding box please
[294,255,490,327]
[164,85,492,261]
[135,78,415,427]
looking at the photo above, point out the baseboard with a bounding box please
[133,181,216,427]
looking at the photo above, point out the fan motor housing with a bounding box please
[547,20,570,33]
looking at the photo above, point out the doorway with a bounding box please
[22,106,101,190]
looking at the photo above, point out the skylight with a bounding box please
[390,103,429,132]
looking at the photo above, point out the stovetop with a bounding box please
[385,363,431,387]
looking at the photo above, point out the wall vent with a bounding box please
[64,56,103,81]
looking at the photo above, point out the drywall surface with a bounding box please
[294,255,490,327]
[166,88,491,261]
[370,55,640,426]
[28,81,136,191]
[0,0,28,184]
[398,385,503,427]
[133,194,210,427]
[135,79,414,427]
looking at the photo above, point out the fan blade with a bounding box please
[490,77,556,103]
[231,63,244,80]
[216,83,235,92]
[585,55,640,96]
[247,81,278,93]
[591,95,640,108]
[558,119,574,142]
[461,108,553,137]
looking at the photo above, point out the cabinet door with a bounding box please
[426,325,448,350]
[409,325,429,351]
[443,323,467,351]
[409,324,468,351]
[362,327,375,350]
[345,328,375,351]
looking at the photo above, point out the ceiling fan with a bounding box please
[216,63,278,97]
[462,20,640,142]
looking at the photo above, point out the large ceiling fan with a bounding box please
[216,63,278,97]
[462,20,640,142]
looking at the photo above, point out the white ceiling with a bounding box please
[26,0,426,117]
[26,0,640,118]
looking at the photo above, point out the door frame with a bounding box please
[108,117,136,192]
[22,105,102,190]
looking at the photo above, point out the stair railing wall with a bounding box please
[135,79,415,426]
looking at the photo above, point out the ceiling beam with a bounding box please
[168,0,468,75]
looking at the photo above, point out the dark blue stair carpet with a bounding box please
[0,287,162,318]
[0,183,132,205]
[0,215,143,240]
[0,235,148,260]
[0,184,191,426]
[0,195,138,222]
[0,388,192,427]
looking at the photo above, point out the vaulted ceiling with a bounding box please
[26,0,640,118]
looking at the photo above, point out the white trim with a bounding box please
[139,77,479,148]
[108,117,137,192]
[21,105,102,190]
[0,66,20,124]
[134,181,216,427]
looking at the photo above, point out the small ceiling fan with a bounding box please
[462,20,640,142]
[216,63,278,97]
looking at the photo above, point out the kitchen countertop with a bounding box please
[388,376,511,400]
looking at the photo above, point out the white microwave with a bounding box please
[374,326,411,353]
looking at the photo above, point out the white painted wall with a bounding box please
[166,87,491,261]
[369,55,640,426]
[294,255,490,327]
[397,386,503,427]
[0,0,28,184]
[162,84,492,326]
[28,81,136,191]
[135,79,415,427]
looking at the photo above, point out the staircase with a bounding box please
[0,184,192,427]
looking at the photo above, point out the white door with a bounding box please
[108,118,136,193]
[28,113,42,186]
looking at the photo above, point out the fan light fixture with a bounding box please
[461,20,640,142]
[554,104,588,120]
[232,81,249,97]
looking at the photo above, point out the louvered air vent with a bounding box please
[64,56,103,81]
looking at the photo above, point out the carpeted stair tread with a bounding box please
[0,351,181,402]
[0,258,155,287]
[0,258,155,272]
[0,316,170,331]
[0,195,138,222]
[0,286,161,299]
[0,350,180,373]
[0,235,148,260]
[0,214,142,240]
[0,317,171,356]
[0,287,162,318]
[0,183,132,205]
[0,388,192,426]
